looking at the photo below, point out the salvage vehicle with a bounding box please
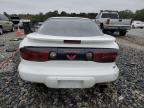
[0,14,14,35]
[18,17,119,88]
[10,16,20,28]
[131,20,144,29]
[18,19,31,29]
[95,10,132,36]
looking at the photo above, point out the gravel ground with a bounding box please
[0,31,144,108]
[127,28,144,38]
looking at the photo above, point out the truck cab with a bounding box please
[95,10,132,36]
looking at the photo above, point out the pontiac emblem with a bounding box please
[66,54,77,60]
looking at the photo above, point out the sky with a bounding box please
[0,0,144,14]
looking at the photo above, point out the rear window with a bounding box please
[101,13,119,19]
[38,18,103,37]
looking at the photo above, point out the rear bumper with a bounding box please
[104,25,131,30]
[18,60,119,88]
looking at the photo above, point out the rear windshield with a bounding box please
[101,13,119,19]
[38,18,103,37]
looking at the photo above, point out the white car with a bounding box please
[18,17,119,88]
[131,21,144,29]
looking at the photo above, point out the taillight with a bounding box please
[20,47,49,61]
[93,49,118,62]
[106,19,110,24]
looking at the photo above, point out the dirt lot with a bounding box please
[0,31,144,108]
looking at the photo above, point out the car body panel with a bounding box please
[19,60,119,88]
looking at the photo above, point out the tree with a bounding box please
[3,12,10,18]
[119,10,134,19]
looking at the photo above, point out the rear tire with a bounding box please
[0,27,3,35]
[100,23,107,34]
[132,25,135,29]
[102,29,108,34]
[119,30,126,36]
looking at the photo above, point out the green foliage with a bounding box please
[119,10,134,19]
[17,10,97,22]
[134,9,144,21]
[5,9,144,22]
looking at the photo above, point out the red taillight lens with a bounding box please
[20,47,49,61]
[93,49,118,62]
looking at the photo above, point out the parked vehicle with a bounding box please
[0,14,14,35]
[95,10,132,36]
[18,19,31,28]
[131,21,144,29]
[10,16,20,28]
[18,17,119,88]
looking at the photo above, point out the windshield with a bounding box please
[101,13,119,19]
[11,16,20,20]
[38,18,103,37]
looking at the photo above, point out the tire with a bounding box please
[119,30,127,36]
[102,29,108,34]
[99,24,106,33]
[0,27,3,35]
[132,25,135,29]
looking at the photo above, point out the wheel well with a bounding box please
[0,25,2,28]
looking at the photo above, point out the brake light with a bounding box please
[93,49,118,62]
[20,47,49,61]
[64,40,81,44]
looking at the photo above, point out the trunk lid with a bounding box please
[23,33,117,49]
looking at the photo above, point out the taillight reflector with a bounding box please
[20,47,49,61]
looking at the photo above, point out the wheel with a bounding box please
[0,27,3,35]
[119,30,126,36]
[11,26,15,32]
[132,25,135,29]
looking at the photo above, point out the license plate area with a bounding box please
[58,80,83,88]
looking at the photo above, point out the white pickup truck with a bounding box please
[95,11,132,36]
